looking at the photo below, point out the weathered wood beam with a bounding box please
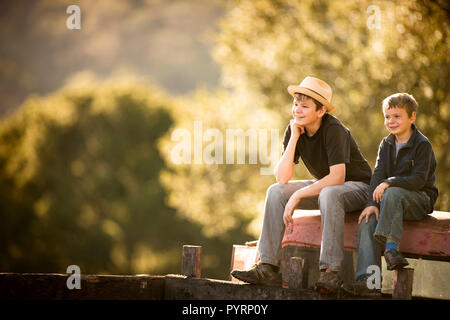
[0,273,391,300]
[393,268,414,300]
[287,257,307,290]
[164,274,324,300]
[182,245,202,278]
[0,273,165,300]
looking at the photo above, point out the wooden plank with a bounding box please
[287,257,307,289]
[393,268,414,300]
[229,245,236,281]
[163,275,388,300]
[381,258,450,299]
[0,273,390,300]
[0,273,165,300]
[182,245,202,278]
[245,240,258,246]
[281,245,355,288]
[165,274,324,300]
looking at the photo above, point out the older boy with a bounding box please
[231,76,372,293]
[342,93,438,297]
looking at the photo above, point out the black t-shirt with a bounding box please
[282,113,372,184]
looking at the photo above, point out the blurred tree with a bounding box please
[0,77,245,279]
[213,0,450,210]
[159,88,284,238]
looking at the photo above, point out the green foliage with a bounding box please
[159,88,284,238]
[214,0,450,209]
[0,78,239,279]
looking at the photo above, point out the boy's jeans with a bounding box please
[355,186,431,281]
[257,180,369,272]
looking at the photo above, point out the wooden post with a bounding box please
[393,268,414,300]
[182,245,202,278]
[287,257,307,289]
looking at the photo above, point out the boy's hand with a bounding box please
[358,206,380,224]
[289,119,305,138]
[283,191,301,227]
[373,182,389,203]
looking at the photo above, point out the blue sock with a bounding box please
[386,241,398,251]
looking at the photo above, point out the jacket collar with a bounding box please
[386,124,418,147]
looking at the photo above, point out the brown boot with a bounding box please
[384,249,409,270]
[231,263,282,287]
[341,275,381,297]
[315,269,343,294]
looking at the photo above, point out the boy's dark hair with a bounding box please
[294,93,324,111]
[382,93,418,117]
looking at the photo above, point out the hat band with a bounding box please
[304,87,329,103]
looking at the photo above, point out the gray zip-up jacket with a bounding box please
[366,124,438,212]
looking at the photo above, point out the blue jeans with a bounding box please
[355,186,431,281]
[257,180,369,272]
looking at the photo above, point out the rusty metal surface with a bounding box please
[282,210,450,259]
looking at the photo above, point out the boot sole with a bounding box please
[387,261,409,271]
[341,286,381,297]
[316,286,338,295]
[315,281,342,294]
[231,272,281,287]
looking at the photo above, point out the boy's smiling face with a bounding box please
[383,106,416,140]
[291,95,325,127]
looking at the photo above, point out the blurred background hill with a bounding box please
[0,0,223,117]
[1,0,449,280]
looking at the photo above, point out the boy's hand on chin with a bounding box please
[290,119,305,137]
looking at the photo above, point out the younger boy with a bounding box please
[342,93,438,297]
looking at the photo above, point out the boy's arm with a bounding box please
[274,130,298,183]
[286,124,348,201]
[283,163,345,225]
[384,141,433,190]
[274,121,303,184]
[367,140,388,208]
[292,163,346,199]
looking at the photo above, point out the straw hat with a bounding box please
[287,76,335,112]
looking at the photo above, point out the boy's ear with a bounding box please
[410,111,417,123]
[318,105,327,118]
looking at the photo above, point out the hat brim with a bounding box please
[288,86,336,113]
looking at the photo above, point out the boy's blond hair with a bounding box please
[382,93,418,117]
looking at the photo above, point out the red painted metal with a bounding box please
[282,210,450,259]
